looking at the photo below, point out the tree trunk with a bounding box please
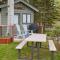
[40,22,44,33]
[38,22,44,33]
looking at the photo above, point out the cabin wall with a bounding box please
[14,5,34,32]
[14,7,34,24]
[1,7,7,25]
[0,2,35,36]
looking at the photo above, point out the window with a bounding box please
[23,14,26,23]
[27,14,30,23]
[23,14,31,23]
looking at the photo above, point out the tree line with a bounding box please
[26,0,60,33]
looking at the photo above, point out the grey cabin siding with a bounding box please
[14,3,34,33]
[1,7,8,35]
[14,4,34,24]
[1,7,7,25]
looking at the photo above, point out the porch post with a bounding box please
[7,0,14,35]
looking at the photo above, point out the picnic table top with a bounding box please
[25,33,47,42]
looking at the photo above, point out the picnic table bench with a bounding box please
[48,40,57,60]
[16,40,27,60]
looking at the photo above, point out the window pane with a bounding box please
[27,14,31,23]
[23,14,26,23]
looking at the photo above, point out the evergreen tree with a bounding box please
[29,0,58,33]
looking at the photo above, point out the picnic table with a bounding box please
[16,33,57,60]
[25,33,47,60]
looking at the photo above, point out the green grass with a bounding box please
[0,43,18,60]
[0,42,60,60]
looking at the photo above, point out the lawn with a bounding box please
[0,42,60,60]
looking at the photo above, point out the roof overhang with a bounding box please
[15,0,39,12]
[0,0,39,12]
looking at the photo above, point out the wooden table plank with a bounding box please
[25,34,47,42]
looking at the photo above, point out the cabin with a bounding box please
[0,0,39,37]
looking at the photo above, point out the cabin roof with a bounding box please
[15,0,39,12]
[0,0,39,12]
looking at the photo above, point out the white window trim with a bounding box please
[22,13,31,24]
